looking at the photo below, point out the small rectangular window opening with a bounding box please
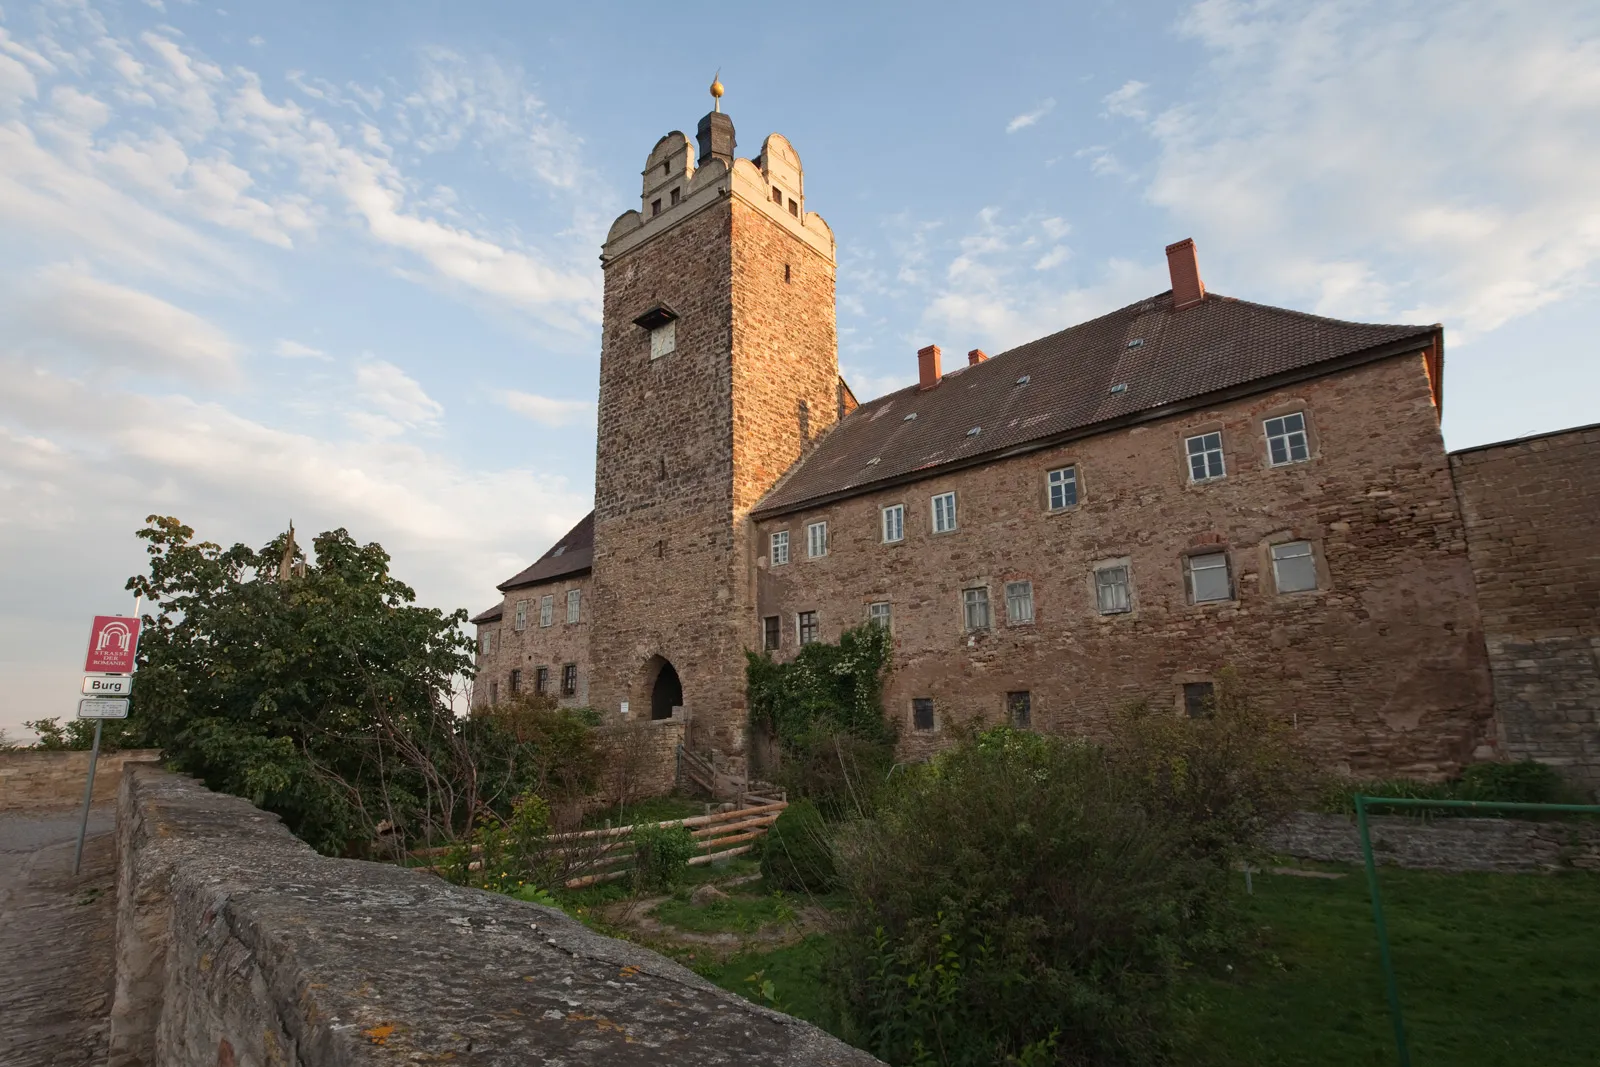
[807,521,828,558]
[489,681,498,705]
[539,594,554,627]
[514,600,527,630]
[912,697,935,732]
[1265,412,1310,466]
[566,589,581,623]
[763,615,781,651]
[932,492,958,533]
[798,611,820,646]
[789,198,799,216]
[963,586,991,631]
[1096,565,1132,615]
[868,601,892,631]
[772,186,783,203]
[669,187,680,206]
[770,530,790,566]
[1272,541,1319,593]
[1186,432,1226,482]
[1048,466,1078,511]
[784,263,791,283]
[1186,552,1232,603]
[509,668,522,695]
[561,664,578,697]
[1007,691,1032,728]
[1005,581,1035,624]
[882,504,905,543]
[651,198,661,217]
[535,666,549,694]
[1184,682,1216,719]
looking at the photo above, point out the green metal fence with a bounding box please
[1353,795,1600,1067]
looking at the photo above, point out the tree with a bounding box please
[123,516,479,855]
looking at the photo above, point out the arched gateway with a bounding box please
[647,657,682,721]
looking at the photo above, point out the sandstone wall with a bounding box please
[755,353,1496,779]
[476,576,593,709]
[1451,423,1600,797]
[0,749,161,811]
[110,765,878,1067]
[592,715,688,805]
[1266,811,1600,871]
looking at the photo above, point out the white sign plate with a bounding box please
[77,697,129,720]
[82,675,132,696]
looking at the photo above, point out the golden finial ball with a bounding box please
[710,76,724,100]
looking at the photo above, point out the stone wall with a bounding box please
[755,353,1496,779]
[110,764,878,1067]
[1450,423,1600,797]
[591,715,688,806]
[0,749,161,811]
[476,575,593,709]
[1266,811,1600,872]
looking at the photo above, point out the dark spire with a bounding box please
[697,74,735,167]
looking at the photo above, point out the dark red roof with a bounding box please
[496,511,594,591]
[470,604,503,625]
[754,290,1437,516]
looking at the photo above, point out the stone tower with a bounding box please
[587,97,841,768]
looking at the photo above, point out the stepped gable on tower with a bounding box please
[754,292,1441,516]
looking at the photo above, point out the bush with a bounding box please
[829,727,1223,1066]
[443,791,558,895]
[1320,758,1585,815]
[761,799,838,893]
[632,822,697,892]
[776,730,896,821]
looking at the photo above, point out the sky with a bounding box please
[2,0,1598,740]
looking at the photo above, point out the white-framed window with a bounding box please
[1047,466,1078,511]
[1272,541,1319,593]
[798,610,820,645]
[649,320,676,360]
[1005,581,1035,624]
[1186,552,1232,603]
[963,586,991,631]
[770,530,790,566]
[932,491,958,533]
[480,631,494,655]
[882,504,905,543]
[807,521,828,558]
[1265,412,1310,466]
[1095,564,1132,615]
[514,600,528,630]
[1185,432,1226,482]
[868,601,892,630]
[566,588,581,623]
[539,594,554,627]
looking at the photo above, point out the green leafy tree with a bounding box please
[22,716,114,751]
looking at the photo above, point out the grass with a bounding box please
[681,865,1600,1066]
[653,887,799,934]
[579,792,709,831]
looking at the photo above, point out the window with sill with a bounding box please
[807,521,828,558]
[567,588,581,623]
[514,600,527,630]
[509,668,522,695]
[561,664,578,697]
[1007,690,1032,728]
[1272,541,1319,593]
[1047,466,1078,510]
[771,530,790,566]
[932,491,958,533]
[1005,581,1035,624]
[1186,552,1233,603]
[539,595,554,627]
[1095,564,1132,615]
[1186,432,1226,482]
[868,601,892,631]
[963,586,991,631]
[535,666,549,694]
[882,504,904,543]
[1265,412,1310,466]
[798,610,820,646]
[912,697,935,732]
[763,615,781,651]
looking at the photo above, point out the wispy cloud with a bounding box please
[273,339,329,360]
[497,389,594,427]
[1102,80,1148,120]
[1005,98,1056,133]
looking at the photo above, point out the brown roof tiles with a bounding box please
[496,511,594,591]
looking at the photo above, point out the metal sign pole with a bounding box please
[71,718,105,876]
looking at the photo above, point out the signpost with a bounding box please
[73,606,141,875]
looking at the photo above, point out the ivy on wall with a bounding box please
[745,623,895,751]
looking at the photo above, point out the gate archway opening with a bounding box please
[649,658,682,721]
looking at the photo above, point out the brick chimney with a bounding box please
[918,345,942,390]
[1165,238,1205,311]
[968,349,989,366]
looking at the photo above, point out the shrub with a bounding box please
[632,822,697,892]
[1320,759,1586,815]
[761,799,838,893]
[776,730,896,821]
[443,791,558,895]
[829,727,1222,1066]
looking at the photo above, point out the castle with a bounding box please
[471,89,1600,796]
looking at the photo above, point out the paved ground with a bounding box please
[0,808,117,1067]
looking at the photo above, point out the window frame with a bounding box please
[806,520,828,559]
[762,615,781,651]
[881,503,905,544]
[962,585,992,631]
[797,610,820,646]
[561,663,578,697]
[1094,562,1133,615]
[1006,690,1032,728]
[1271,540,1320,593]
[1185,551,1233,604]
[1047,466,1079,511]
[539,594,554,628]
[931,491,958,534]
[1183,681,1216,719]
[1185,431,1226,483]
[868,601,892,631]
[509,668,522,695]
[534,666,550,694]
[911,697,936,733]
[1005,580,1035,624]
[514,600,527,630]
[1264,411,1311,467]
[770,530,790,566]
[566,588,581,624]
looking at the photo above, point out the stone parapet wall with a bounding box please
[1265,811,1600,872]
[0,749,162,811]
[110,765,876,1066]
[592,715,687,806]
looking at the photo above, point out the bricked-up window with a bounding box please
[1007,690,1032,728]
[1005,581,1035,624]
[1095,564,1133,614]
[669,187,680,207]
[771,530,790,566]
[561,664,578,697]
[1047,466,1078,511]
[649,320,676,360]
[963,586,991,631]
[807,521,828,558]
[868,601,892,630]
[763,615,781,651]
[932,491,958,533]
[1186,431,1226,482]
[566,589,581,624]
[509,668,522,695]
[535,666,550,694]
[1186,552,1233,603]
[1265,412,1310,466]
[1272,541,1319,593]
[912,697,935,732]
[1184,681,1216,718]
[798,611,820,646]
[882,504,905,543]
[539,595,554,627]
[651,198,661,217]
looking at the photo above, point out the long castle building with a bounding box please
[471,92,1600,795]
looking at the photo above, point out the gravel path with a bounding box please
[0,808,117,1067]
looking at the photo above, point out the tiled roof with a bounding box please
[470,604,503,625]
[497,512,595,591]
[754,291,1437,516]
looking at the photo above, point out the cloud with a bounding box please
[15,266,239,382]
[273,339,328,360]
[1005,98,1056,133]
[355,359,443,426]
[1102,80,1149,120]
[497,389,594,427]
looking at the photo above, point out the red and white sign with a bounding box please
[84,615,141,674]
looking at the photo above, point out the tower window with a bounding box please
[651,198,661,217]
[789,198,799,217]
[662,161,670,177]
[670,187,680,206]
[772,186,783,203]
[784,263,791,283]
